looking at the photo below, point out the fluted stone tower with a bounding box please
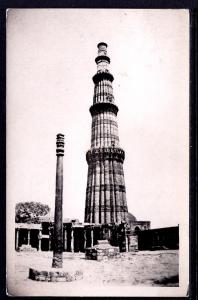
[84,42,128,224]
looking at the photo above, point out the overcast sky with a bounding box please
[7,9,189,229]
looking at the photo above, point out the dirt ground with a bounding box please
[8,250,179,296]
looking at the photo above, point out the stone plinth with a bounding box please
[85,240,120,261]
[19,245,37,252]
[29,267,83,282]
[128,235,138,252]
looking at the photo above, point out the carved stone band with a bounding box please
[86,147,125,163]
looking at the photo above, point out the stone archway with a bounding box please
[134,226,141,234]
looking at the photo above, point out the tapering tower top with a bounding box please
[95,42,111,73]
[97,42,108,55]
[56,134,64,156]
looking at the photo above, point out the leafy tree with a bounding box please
[15,201,50,224]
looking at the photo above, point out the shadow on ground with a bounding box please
[153,274,179,286]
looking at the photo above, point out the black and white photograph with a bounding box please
[6,9,189,296]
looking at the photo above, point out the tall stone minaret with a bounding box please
[84,42,128,224]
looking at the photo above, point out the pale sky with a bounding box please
[7,9,189,229]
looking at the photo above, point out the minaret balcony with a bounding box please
[92,72,114,84]
[95,55,110,64]
[89,102,118,116]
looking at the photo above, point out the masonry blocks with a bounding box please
[85,240,120,261]
[29,267,83,282]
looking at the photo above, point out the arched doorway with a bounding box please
[134,226,141,234]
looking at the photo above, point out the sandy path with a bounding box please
[7,250,179,296]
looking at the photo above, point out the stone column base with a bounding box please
[29,267,83,282]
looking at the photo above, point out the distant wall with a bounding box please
[137,226,179,250]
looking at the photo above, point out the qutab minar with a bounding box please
[84,42,128,224]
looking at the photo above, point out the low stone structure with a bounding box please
[29,267,83,282]
[85,240,120,261]
[15,218,151,253]
[15,223,42,251]
[18,245,37,252]
[137,226,179,250]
